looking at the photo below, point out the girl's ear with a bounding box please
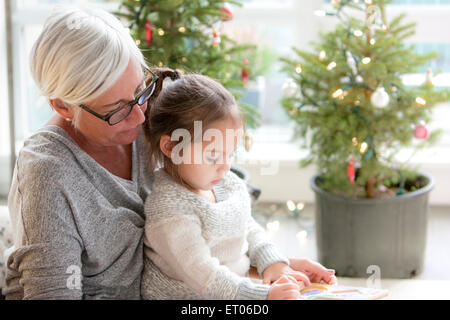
[160,135,174,158]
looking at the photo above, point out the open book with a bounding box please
[299,283,389,300]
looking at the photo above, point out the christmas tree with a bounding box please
[114,0,260,128]
[280,0,450,198]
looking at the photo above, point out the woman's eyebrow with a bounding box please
[100,75,146,108]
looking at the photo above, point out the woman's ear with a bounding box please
[160,135,174,159]
[49,98,74,121]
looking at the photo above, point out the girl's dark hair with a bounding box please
[142,67,245,184]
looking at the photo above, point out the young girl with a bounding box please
[141,68,335,300]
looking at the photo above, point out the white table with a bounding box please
[337,277,450,300]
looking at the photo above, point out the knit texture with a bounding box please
[142,168,289,300]
[3,125,153,299]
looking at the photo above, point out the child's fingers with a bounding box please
[286,271,311,286]
[282,290,301,300]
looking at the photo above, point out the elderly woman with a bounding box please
[2,5,335,300]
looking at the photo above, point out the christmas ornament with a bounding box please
[355,75,364,83]
[212,30,221,48]
[426,68,433,85]
[282,78,301,99]
[145,21,153,46]
[346,51,358,75]
[220,3,234,21]
[241,58,249,83]
[371,87,390,108]
[347,157,355,183]
[414,123,428,139]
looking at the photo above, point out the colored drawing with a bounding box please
[299,283,389,300]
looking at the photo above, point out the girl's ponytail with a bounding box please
[143,67,181,142]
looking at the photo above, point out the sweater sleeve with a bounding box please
[246,216,290,276]
[145,214,271,300]
[4,161,84,300]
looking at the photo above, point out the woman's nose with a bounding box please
[128,102,146,125]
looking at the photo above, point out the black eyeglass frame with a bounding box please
[78,68,159,126]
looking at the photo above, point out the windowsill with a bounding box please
[236,124,450,206]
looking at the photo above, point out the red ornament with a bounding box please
[347,157,355,184]
[241,68,249,83]
[145,21,153,47]
[220,4,234,21]
[414,124,428,139]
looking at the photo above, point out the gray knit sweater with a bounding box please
[142,168,289,300]
[3,125,153,299]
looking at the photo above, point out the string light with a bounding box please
[181,57,188,62]
[370,38,376,45]
[319,50,327,61]
[157,28,165,36]
[353,30,363,37]
[295,64,302,73]
[297,202,305,210]
[314,10,327,17]
[332,88,343,98]
[296,230,308,241]
[415,97,426,106]
[266,220,280,233]
[178,26,186,33]
[364,0,373,4]
[135,39,141,46]
[327,61,337,70]
[360,142,368,154]
[352,137,358,146]
[362,57,371,64]
[286,200,296,211]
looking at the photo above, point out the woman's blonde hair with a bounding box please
[30,4,147,126]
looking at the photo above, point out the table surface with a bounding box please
[337,277,450,300]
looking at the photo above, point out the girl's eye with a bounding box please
[207,157,219,164]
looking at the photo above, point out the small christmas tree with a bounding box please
[115,0,260,128]
[280,0,450,198]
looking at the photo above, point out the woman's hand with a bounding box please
[288,258,337,285]
[262,262,311,287]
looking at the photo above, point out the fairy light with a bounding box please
[266,220,280,233]
[296,230,308,241]
[353,30,363,37]
[296,202,305,210]
[319,50,326,61]
[295,64,302,74]
[327,61,337,70]
[332,88,343,98]
[135,39,141,46]
[157,28,165,36]
[178,26,186,33]
[158,61,164,67]
[286,200,296,212]
[382,24,388,31]
[314,10,327,17]
[362,57,371,64]
[360,142,368,154]
[352,137,358,146]
[364,0,373,4]
[181,57,188,63]
[370,38,376,45]
[416,97,426,106]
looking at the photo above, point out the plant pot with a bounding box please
[310,172,434,279]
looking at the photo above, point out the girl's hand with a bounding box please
[267,275,302,300]
[288,258,337,285]
[262,262,311,287]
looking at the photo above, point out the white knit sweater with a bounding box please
[142,168,289,300]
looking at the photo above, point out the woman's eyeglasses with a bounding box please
[78,68,159,126]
